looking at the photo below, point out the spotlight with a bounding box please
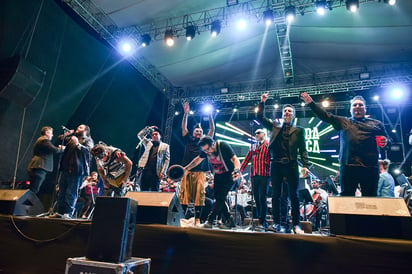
[185,25,196,41]
[285,6,296,23]
[164,29,174,46]
[300,102,305,107]
[346,0,359,13]
[233,107,238,113]
[263,10,274,26]
[118,39,136,56]
[140,34,151,47]
[391,88,404,99]
[372,95,379,101]
[254,106,259,113]
[383,0,396,5]
[189,110,194,115]
[236,18,248,30]
[321,99,330,108]
[274,103,279,109]
[203,104,213,114]
[315,1,327,15]
[174,111,179,116]
[211,20,221,37]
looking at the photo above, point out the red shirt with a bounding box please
[240,141,270,177]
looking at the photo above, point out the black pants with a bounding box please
[207,172,234,223]
[251,175,270,224]
[271,161,300,227]
[141,170,160,192]
[28,168,48,194]
[340,165,379,196]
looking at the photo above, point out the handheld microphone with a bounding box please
[61,125,71,132]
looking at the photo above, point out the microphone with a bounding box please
[61,125,71,132]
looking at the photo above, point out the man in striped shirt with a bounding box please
[240,129,270,229]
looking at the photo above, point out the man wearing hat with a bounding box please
[240,128,270,229]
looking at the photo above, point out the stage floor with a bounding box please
[0,214,411,274]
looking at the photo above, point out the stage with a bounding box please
[0,214,411,274]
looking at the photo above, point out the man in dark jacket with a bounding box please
[258,93,309,234]
[56,124,93,219]
[27,126,64,194]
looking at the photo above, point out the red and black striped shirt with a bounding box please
[240,140,270,177]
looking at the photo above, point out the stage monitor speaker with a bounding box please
[87,197,138,263]
[328,196,412,240]
[0,189,45,216]
[125,192,184,226]
[0,55,45,107]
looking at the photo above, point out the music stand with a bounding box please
[298,189,313,221]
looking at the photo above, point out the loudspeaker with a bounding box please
[0,55,45,107]
[125,192,184,226]
[87,197,138,263]
[0,189,45,216]
[328,196,412,239]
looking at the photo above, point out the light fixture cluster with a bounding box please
[117,0,397,51]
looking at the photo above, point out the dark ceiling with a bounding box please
[63,0,412,96]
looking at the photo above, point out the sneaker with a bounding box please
[201,221,212,228]
[61,213,72,220]
[293,225,304,235]
[269,224,283,233]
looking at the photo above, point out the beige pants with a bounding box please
[179,171,206,206]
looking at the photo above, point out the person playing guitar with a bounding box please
[91,142,132,197]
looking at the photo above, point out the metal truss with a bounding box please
[172,74,412,104]
[62,0,173,93]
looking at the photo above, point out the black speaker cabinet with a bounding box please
[328,196,412,240]
[87,197,138,263]
[0,55,45,107]
[125,192,184,226]
[0,189,45,216]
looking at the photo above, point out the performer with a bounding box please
[90,142,132,197]
[257,93,309,234]
[378,159,395,197]
[301,92,389,197]
[179,102,215,225]
[79,171,99,218]
[137,126,170,191]
[27,126,64,194]
[184,136,241,229]
[239,128,270,230]
[55,124,93,219]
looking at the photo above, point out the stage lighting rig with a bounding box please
[383,0,396,5]
[185,25,196,41]
[346,0,359,13]
[164,29,174,46]
[285,6,296,23]
[263,10,274,26]
[140,34,151,47]
[211,20,221,37]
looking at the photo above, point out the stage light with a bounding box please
[254,106,259,113]
[227,0,239,6]
[236,18,247,30]
[321,99,330,108]
[315,1,327,15]
[202,104,213,114]
[300,102,305,107]
[118,39,136,56]
[174,111,179,116]
[263,10,274,26]
[391,129,397,133]
[384,0,396,6]
[346,0,359,13]
[285,6,296,23]
[189,110,194,115]
[391,88,404,99]
[211,20,221,37]
[233,107,238,113]
[164,29,174,46]
[373,95,379,101]
[140,34,151,47]
[186,25,196,41]
[274,103,279,109]
[359,72,370,80]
